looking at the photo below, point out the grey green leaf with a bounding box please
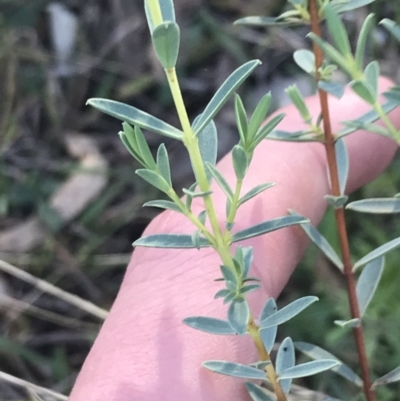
[182,316,236,335]
[152,22,180,69]
[203,361,266,380]
[136,169,171,193]
[228,298,250,335]
[276,337,295,394]
[346,198,400,214]
[278,360,340,380]
[245,382,275,401]
[133,233,210,248]
[372,365,400,388]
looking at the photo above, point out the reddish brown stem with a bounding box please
[308,1,376,400]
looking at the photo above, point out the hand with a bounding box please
[69,79,399,401]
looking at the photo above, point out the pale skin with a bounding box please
[69,78,400,401]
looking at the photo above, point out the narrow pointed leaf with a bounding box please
[134,125,157,169]
[353,236,400,271]
[251,113,286,148]
[347,198,400,214]
[232,145,248,180]
[242,246,254,278]
[152,22,180,69]
[286,85,311,123]
[248,93,271,139]
[337,101,398,138]
[156,144,172,185]
[356,257,384,316]
[276,337,295,394]
[193,60,261,136]
[195,118,218,182]
[364,61,379,101]
[183,316,236,335]
[203,361,266,380]
[143,199,183,213]
[260,298,278,353]
[119,131,142,163]
[206,163,233,200]
[355,14,375,70]
[380,19,400,42]
[323,4,352,57]
[295,342,363,387]
[335,138,349,195]
[220,265,238,292]
[228,298,250,335]
[231,215,308,243]
[318,81,345,99]
[332,0,374,13]
[191,229,201,249]
[238,183,275,206]
[289,210,343,271]
[372,365,400,388]
[136,169,171,193]
[234,94,248,145]
[307,33,353,76]
[383,86,400,105]
[260,296,319,329]
[182,188,213,198]
[87,99,183,140]
[234,16,302,27]
[293,49,315,74]
[133,234,210,248]
[245,382,274,401]
[267,130,318,142]
[278,360,340,380]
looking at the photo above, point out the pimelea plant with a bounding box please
[87,0,400,400]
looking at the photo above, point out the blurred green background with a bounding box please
[0,0,399,400]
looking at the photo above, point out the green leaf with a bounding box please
[335,138,349,195]
[337,101,398,138]
[276,337,295,394]
[334,318,361,328]
[238,183,275,206]
[183,316,236,335]
[220,265,238,292]
[182,188,213,198]
[214,289,231,299]
[260,298,278,353]
[133,125,158,170]
[380,19,400,42]
[191,229,201,249]
[234,94,248,145]
[245,382,275,401]
[318,81,345,99]
[195,118,218,183]
[293,49,316,74]
[383,86,400,105]
[295,342,363,387]
[206,163,233,201]
[350,80,375,105]
[364,61,379,101]
[289,210,343,271]
[203,360,267,380]
[87,99,183,140]
[144,0,175,33]
[353,236,400,271]
[248,93,271,140]
[239,283,261,295]
[268,130,318,142]
[156,144,172,185]
[242,246,254,278]
[119,131,142,163]
[228,298,250,335]
[185,182,196,210]
[278,360,340,380]
[346,198,400,214]
[231,215,308,243]
[143,199,183,213]
[355,14,375,70]
[232,145,248,180]
[251,114,286,148]
[136,169,171,193]
[285,85,312,123]
[341,120,392,139]
[356,257,384,316]
[234,16,302,27]
[133,233,210,248]
[372,365,400,388]
[308,33,353,76]
[323,4,352,57]
[193,60,261,136]
[331,0,375,13]
[260,296,319,329]
[152,22,180,69]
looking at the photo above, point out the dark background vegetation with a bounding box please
[0,0,399,400]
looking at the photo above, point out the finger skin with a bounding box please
[69,79,399,401]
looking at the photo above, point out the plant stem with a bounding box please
[308,1,376,400]
[248,319,287,401]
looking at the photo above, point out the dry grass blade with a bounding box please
[0,260,108,320]
[0,370,68,401]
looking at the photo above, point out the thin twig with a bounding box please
[0,259,108,320]
[308,1,376,400]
